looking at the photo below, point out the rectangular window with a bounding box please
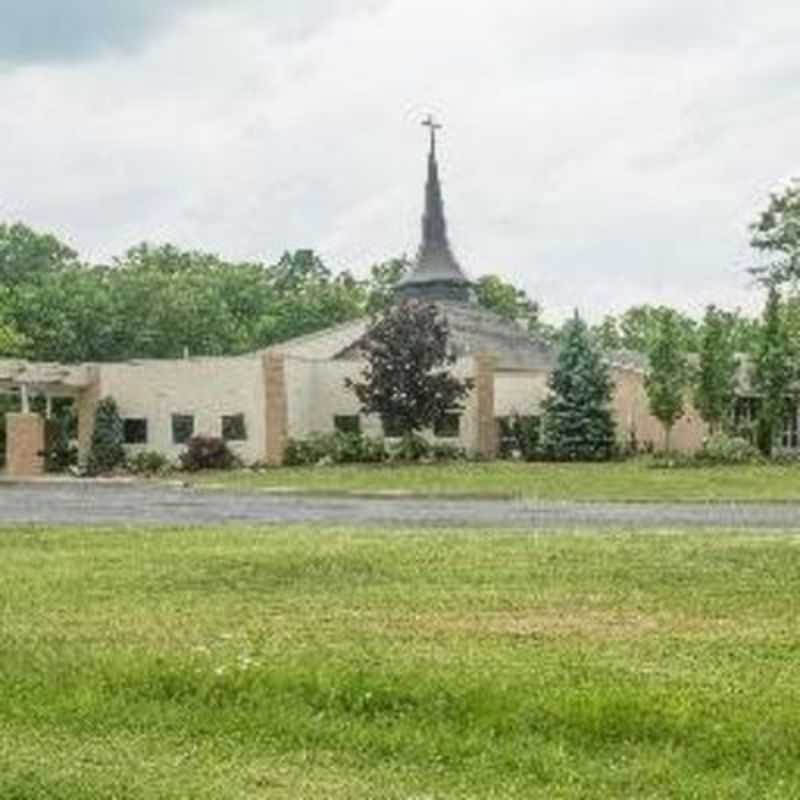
[434,414,461,439]
[172,414,195,445]
[334,415,361,435]
[781,400,799,450]
[123,418,148,445]
[221,413,247,442]
[734,397,761,443]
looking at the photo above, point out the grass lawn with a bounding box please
[191,460,800,503]
[1,526,799,798]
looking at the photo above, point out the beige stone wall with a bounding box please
[5,413,46,477]
[611,367,707,453]
[284,355,483,453]
[491,366,706,454]
[494,370,550,418]
[98,356,267,464]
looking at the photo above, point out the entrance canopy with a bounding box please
[0,359,94,410]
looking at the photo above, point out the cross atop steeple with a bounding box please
[422,114,442,155]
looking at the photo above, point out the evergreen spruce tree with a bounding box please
[644,310,692,452]
[694,305,739,434]
[541,312,616,461]
[87,397,126,475]
[754,286,794,456]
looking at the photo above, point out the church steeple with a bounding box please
[396,116,474,303]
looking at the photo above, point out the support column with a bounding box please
[5,413,46,477]
[263,352,289,467]
[474,354,497,459]
[77,369,101,467]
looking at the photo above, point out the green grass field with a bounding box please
[2,525,799,798]
[193,460,800,503]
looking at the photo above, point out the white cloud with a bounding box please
[0,0,798,320]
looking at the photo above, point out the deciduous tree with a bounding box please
[346,300,473,437]
[750,179,800,286]
[694,305,739,434]
[753,287,795,456]
[644,310,692,451]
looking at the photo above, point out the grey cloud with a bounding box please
[0,0,797,321]
[0,0,378,65]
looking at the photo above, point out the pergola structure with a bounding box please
[0,359,97,477]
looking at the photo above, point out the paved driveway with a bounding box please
[1,482,800,529]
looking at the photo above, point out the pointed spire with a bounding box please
[396,116,473,303]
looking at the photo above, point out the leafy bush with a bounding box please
[87,397,126,476]
[429,443,467,462]
[696,433,763,466]
[44,406,79,473]
[390,433,431,463]
[285,432,388,467]
[44,427,78,473]
[128,450,171,476]
[498,415,541,461]
[651,433,763,469]
[179,436,239,472]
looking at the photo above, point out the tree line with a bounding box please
[0,224,551,364]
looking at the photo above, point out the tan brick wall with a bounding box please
[612,367,707,453]
[474,354,497,459]
[264,353,289,466]
[5,413,46,477]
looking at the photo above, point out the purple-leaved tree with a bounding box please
[346,300,473,437]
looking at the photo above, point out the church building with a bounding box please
[0,124,708,476]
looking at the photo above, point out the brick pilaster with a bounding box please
[77,369,101,466]
[263,353,289,466]
[474,354,497,459]
[6,413,46,477]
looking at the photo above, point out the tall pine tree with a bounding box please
[541,312,616,461]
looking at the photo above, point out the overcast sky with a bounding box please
[1,1,798,321]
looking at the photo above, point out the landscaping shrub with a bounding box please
[651,433,763,469]
[390,433,431,463]
[498,414,541,461]
[128,450,171,476]
[87,397,126,475]
[44,405,79,473]
[44,425,78,473]
[696,433,763,465]
[285,432,388,466]
[179,436,238,472]
[429,442,467,462]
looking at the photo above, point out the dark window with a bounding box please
[382,417,405,438]
[172,414,195,445]
[334,415,361,435]
[733,397,761,443]
[123,418,148,445]
[222,414,247,442]
[434,414,461,439]
[781,400,799,450]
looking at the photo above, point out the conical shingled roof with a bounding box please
[396,119,473,303]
